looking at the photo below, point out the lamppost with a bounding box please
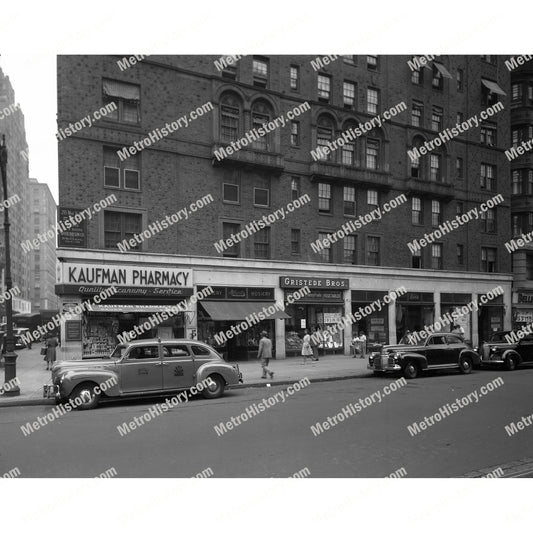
[0,134,20,395]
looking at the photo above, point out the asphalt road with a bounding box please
[1,367,532,478]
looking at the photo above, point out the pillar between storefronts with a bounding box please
[343,293,351,356]
[388,297,396,345]
[471,293,479,348]
[434,292,441,327]
[503,289,512,331]
[185,294,198,340]
[275,287,286,359]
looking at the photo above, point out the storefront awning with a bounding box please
[481,78,507,96]
[201,301,290,320]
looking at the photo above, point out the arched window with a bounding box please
[317,115,335,161]
[251,100,273,150]
[220,92,242,143]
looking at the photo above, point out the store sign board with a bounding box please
[197,286,275,301]
[285,289,344,303]
[65,320,82,341]
[518,292,533,304]
[57,207,87,248]
[280,277,349,289]
[58,263,193,288]
[55,284,194,298]
[516,311,533,322]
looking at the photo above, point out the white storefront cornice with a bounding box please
[57,248,512,286]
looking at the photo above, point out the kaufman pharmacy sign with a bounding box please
[56,263,193,297]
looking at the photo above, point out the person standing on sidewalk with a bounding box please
[310,327,320,361]
[358,331,367,358]
[257,331,274,379]
[45,334,59,371]
[301,329,314,364]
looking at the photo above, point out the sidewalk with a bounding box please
[0,347,370,407]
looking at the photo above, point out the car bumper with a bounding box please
[43,384,59,400]
[480,359,505,366]
[367,363,402,372]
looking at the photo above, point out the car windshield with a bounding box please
[398,334,417,345]
[108,344,126,359]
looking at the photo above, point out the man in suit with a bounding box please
[257,330,274,379]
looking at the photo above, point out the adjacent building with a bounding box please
[29,178,58,311]
[56,55,513,360]
[0,66,31,314]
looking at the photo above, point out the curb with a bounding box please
[0,371,369,408]
[462,457,533,478]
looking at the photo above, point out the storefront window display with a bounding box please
[351,291,389,345]
[395,292,434,343]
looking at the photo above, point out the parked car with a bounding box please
[480,331,533,371]
[43,339,242,409]
[368,332,480,379]
[0,328,32,352]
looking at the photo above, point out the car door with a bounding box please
[445,335,464,364]
[425,335,450,366]
[161,344,196,391]
[119,344,163,393]
[518,334,533,363]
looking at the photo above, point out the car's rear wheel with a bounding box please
[459,356,473,374]
[202,374,225,399]
[70,382,100,410]
[403,361,419,379]
[505,355,518,371]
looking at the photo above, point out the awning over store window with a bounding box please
[433,62,452,79]
[103,80,140,100]
[200,301,290,320]
[481,78,507,96]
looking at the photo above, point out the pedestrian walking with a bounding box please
[310,327,320,361]
[358,331,367,358]
[301,329,314,364]
[257,330,274,379]
[351,333,361,358]
[45,334,59,371]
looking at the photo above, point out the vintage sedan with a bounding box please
[368,332,480,379]
[43,339,242,409]
[480,331,533,371]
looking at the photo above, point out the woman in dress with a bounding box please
[301,329,313,364]
[45,335,59,371]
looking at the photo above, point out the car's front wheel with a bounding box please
[459,356,473,374]
[505,355,518,371]
[403,361,419,379]
[69,382,101,410]
[202,374,225,399]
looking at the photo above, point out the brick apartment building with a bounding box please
[509,57,533,328]
[56,55,513,360]
[28,178,58,312]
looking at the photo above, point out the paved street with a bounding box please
[1,367,532,478]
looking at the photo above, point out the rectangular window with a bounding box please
[104,147,140,190]
[367,88,379,114]
[318,74,331,102]
[254,187,270,207]
[480,124,496,146]
[480,163,496,191]
[367,190,378,206]
[411,68,422,85]
[291,229,301,255]
[291,177,300,201]
[367,55,378,70]
[222,222,240,257]
[411,248,422,269]
[483,207,496,233]
[431,106,443,131]
[102,79,140,124]
[317,126,333,161]
[512,83,522,103]
[318,232,331,263]
[366,139,379,169]
[344,186,356,216]
[252,111,270,150]
[366,236,381,266]
[341,140,356,165]
[512,170,522,195]
[481,247,497,272]
[343,235,356,264]
[412,197,422,225]
[430,154,441,182]
[253,57,269,87]
[254,227,270,259]
[290,65,299,91]
[221,104,240,142]
[411,155,420,178]
[343,55,355,65]
[431,200,441,227]
[223,172,240,203]
[412,102,423,127]
[431,243,443,269]
[432,66,443,89]
[456,157,463,180]
[290,121,300,146]
[457,244,464,265]
[456,68,464,92]
[104,211,142,250]
[318,183,331,213]
[343,81,356,108]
